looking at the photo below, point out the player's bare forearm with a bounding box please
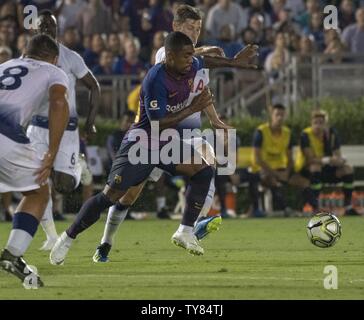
[48,85,69,160]
[195,46,225,57]
[158,106,200,130]
[80,72,101,131]
[203,44,259,69]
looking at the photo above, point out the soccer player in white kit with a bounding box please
[26,10,100,251]
[92,5,258,262]
[0,34,69,287]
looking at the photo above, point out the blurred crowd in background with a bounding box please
[1,0,364,80]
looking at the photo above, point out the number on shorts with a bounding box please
[71,153,76,165]
[0,66,29,90]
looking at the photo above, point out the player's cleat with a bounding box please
[50,232,72,265]
[39,237,58,251]
[194,215,222,240]
[93,243,111,263]
[171,231,204,256]
[0,249,44,288]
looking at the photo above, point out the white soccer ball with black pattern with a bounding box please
[306,213,342,248]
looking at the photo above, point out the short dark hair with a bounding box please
[25,34,59,60]
[38,9,54,17]
[165,31,193,52]
[272,103,286,111]
[173,5,202,24]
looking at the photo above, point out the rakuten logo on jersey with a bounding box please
[166,100,188,113]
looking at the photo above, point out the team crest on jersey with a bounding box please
[114,175,122,184]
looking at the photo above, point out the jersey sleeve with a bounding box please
[47,66,69,90]
[155,47,166,65]
[144,75,168,121]
[252,129,263,148]
[69,50,90,79]
[192,56,204,71]
[300,132,310,149]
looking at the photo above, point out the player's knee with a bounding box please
[52,171,76,194]
[343,164,353,175]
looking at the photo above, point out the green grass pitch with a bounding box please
[0,216,364,299]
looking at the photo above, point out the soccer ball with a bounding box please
[306,213,342,248]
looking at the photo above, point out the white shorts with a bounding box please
[27,125,82,187]
[0,141,42,193]
[147,137,216,182]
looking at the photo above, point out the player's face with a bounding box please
[312,116,326,134]
[173,19,202,46]
[271,108,285,128]
[171,45,195,75]
[37,15,57,40]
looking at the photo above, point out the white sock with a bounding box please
[177,224,193,234]
[196,178,215,221]
[61,231,74,246]
[101,204,128,245]
[40,198,58,240]
[6,229,33,257]
[156,197,166,211]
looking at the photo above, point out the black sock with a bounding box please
[67,193,114,239]
[303,187,318,210]
[310,171,322,206]
[215,175,227,212]
[182,166,215,227]
[249,174,260,210]
[342,173,354,207]
[271,186,287,210]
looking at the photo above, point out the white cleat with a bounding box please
[39,237,58,251]
[49,232,73,265]
[171,231,204,256]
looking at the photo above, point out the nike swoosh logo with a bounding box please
[169,92,178,98]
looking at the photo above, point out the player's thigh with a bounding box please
[19,184,50,219]
[289,173,310,188]
[0,142,43,193]
[107,142,155,192]
[53,130,81,187]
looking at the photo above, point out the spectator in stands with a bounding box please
[264,32,290,80]
[295,110,358,215]
[285,0,305,17]
[322,37,346,64]
[205,0,246,41]
[303,12,325,51]
[83,33,105,69]
[142,30,168,65]
[92,49,115,75]
[273,8,301,35]
[342,7,364,54]
[248,13,266,45]
[58,0,87,35]
[112,37,145,76]
[294,0,320,30]
[61,26,84,54]
[339,0,356,30]
[251,103,294,215]
[77,0,112,36]
[0,15,17,51]
[106,111,136,172]
[207,24,244,58]
[271,0,287,24]
[242,27,258,46]
[195,0,216,41]
[107,33,123,59]
[15,32,29,57]
[0,0,23,31]
[0,44,11,62]
[245,0,272,28]
[297,35,315,62]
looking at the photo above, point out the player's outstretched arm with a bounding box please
[195,46,225,57]
[35,84,69,185]
[203,44,259,69]
[204,103,233,130]
[80,71,101,138]
[158,87,213,130]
